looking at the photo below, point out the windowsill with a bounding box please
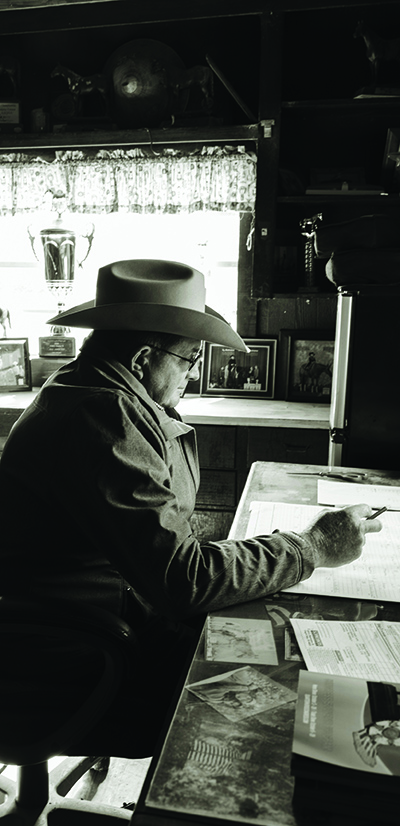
[0,389,330,430]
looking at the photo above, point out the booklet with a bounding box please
[291,670,400,821]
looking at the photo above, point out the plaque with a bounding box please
[0,100,21,131]
[39,336,76,359]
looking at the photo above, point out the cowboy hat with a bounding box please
[47,259,249,352]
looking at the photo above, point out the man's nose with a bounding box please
[187,360,202,380]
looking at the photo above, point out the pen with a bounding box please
[367,506,388,520]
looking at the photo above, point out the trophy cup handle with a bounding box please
[78,222,95,268]
[27,224,40,262]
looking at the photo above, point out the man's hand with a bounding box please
[300,504,383,569]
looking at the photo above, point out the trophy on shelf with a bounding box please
[28,189,94,359]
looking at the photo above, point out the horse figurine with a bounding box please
[0,53,20,97]
[0,307,11,337]
[51,64,110,115]
[354,20,400,87]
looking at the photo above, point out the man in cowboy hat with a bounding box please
[0,260,381,757]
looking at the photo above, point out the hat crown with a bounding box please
[96,260,206,311]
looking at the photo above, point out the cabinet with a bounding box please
[191,420,328,542]
[272,5,400,298]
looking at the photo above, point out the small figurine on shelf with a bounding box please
[299,213,323,292]
[50,63,110,125]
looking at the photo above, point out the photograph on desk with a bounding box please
[201,338,277,399]
[186,665,297,723]
[279,329,335,403]
[0,338,31,392]
[146,705,297,825]
[205,616,279,665]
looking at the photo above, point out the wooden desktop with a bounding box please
[132,462,400,826]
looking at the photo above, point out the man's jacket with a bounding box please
[0,339,317,630]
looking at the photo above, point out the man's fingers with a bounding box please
[363,517,383,534]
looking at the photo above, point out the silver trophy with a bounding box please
[28,195,94,358]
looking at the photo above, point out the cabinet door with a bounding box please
[247,427,329,466]
[195,425,236,469]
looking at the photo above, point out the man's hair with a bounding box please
[82,329,187,370]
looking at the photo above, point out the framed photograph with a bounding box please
[279,329,334,403]
[0,338,32,392]
[201,338,277,399]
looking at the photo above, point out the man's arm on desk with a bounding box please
[178,504,382,616]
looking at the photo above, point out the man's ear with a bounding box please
[131,346,151,380]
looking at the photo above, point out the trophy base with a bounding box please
[31,357,72,387]
[39,336,76,359]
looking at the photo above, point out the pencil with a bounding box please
[367,506,388,520]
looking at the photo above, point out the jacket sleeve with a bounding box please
[68,392,319,619]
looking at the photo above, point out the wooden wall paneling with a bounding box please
[196,469,237,508]
[258,294,338,336]
[190,508,235,543]
[237,211,258,337]
[195,424,236,469]
[252,10,283,301]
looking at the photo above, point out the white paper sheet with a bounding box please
[290,618,400,682]
[247,500,400,601]
[318,479,400,509]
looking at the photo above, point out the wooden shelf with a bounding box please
[282,98,400,110]
[0,124,259,151]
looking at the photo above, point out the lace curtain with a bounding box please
[0,145,256,215]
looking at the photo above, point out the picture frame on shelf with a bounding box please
[279,330,334,404]
[0,338,31,392]
[201,338,277,399]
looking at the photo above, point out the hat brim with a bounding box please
[48,300,249,352]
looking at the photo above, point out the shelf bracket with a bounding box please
[260,119,275,138]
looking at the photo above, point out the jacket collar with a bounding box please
[78,340,194,442]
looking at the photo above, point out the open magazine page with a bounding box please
[246,501,400,601]
[294,670,400,776]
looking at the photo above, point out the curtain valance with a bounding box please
[0,145,256,215]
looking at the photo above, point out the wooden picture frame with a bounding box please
[0,338,32,392]
[201,338,277,399]
[279,329,334,403]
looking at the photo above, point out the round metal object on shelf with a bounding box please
[103,38,189,128]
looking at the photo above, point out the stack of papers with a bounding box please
[245,480,400,602]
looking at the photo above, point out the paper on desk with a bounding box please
[290,618,400,682]
[247,501,400,601]
[318,479,400,509]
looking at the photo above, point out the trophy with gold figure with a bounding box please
[28,189,94,359]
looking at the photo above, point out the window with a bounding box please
[0,210,241,355]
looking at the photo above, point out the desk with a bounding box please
[133,462,400,826]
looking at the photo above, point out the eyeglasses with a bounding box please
[151,345,203,371]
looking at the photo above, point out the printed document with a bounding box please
[290,618,400,681]
[246,501,400,601]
